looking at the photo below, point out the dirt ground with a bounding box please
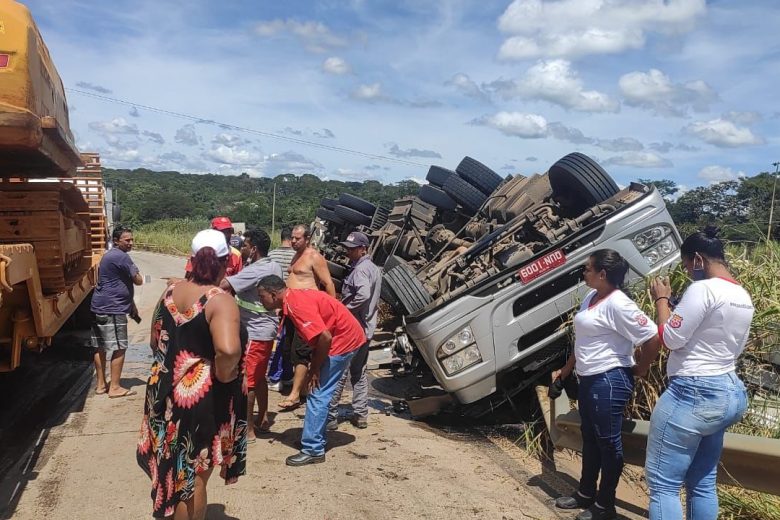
[7,251,649,520]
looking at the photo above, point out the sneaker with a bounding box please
[268,381,282,392]
[350,416,368,429]
[326,419,338,431]
[555,492,595,510]
[576,504,617,520]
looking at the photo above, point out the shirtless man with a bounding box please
[278,224,336,410]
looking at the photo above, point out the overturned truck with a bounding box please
[312,153,680,416]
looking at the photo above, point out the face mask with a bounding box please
[692,254,706,281]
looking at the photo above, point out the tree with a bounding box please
[639,178,679,201]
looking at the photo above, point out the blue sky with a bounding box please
[23,0,780,190]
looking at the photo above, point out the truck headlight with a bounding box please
[632,225,677,267]
[632,225,671,250]
[437,325,482,376]
[643,237,677,267]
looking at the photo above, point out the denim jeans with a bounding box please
[645,372,747,520]
[300,351,355,456]
[328,342,370,422]
[577,365,634,508]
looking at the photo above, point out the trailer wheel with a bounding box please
[384,262,432,315]
[425,165,455,188]
[456,156,503,195]
[315,208,345,226]
[418,184,457,211]
[338,193,376,216]
[442,174,487,215]
[549,152,619,207]
[334,205,372,227]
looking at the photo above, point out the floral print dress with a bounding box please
[137,284,247,518]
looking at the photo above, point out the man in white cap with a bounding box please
[326,231,381,430]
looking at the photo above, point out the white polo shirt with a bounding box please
[661,277,754,377]
[574,289,658,376]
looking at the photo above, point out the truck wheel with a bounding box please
[549,152,619,207]
[456,156,503,195]
[320,197,338,210]
[384,262,432,315]
[327,260,347,279]
[442,175,487,215]
[370,206,390,230]
[418,184,457,211]
[425,165,454,188]
[339,193,376,216]
[315,208,345,226]
[334,205,372,227]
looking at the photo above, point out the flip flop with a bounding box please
[254,420,273,433]
[277,399,301,411]
[95,388,107,395]
[108,389,137,399]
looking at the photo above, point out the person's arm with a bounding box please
[312,254,336,297]
[307,329,333,392]
[650,278,710,351]
[633,335,661,378]
[207,293,242,383]
[219,277,235,294]
[552,352,576,382]
[133,271,143,286]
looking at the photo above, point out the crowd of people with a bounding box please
[88,218,754,520]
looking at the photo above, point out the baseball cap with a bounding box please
[340,231,370,248]
[191,229,230,258]
[211,216,233,231]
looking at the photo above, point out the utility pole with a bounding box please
[768,161,780,242]
[271,182,277,238]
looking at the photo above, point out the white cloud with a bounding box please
[697,165,745,183]
[332,168,381,181]
[349,82,440,108]
[128,106,140,118]
[322,56,351,75]
[174,124,200,146]
[497,0,706,60]
[88,117,139,135]
[76,81,112,94]
[387,144,441,159]
[595,137,644,152]
[351,83,384,102]
[603,151,672,168]
[471,112,548,139]
[204,145,261,166]
[685,118,764,147]
[446,73,490,102]
[254,19,347,53]
[264,151,323,177]
[406,177,426,185]
[722,111,762,126]
[313,128,335,139]
[212,133,249,148]
[619,69,717,116]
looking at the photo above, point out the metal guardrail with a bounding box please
[535,386,780,496]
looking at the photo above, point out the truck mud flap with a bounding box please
[383,262,432,315]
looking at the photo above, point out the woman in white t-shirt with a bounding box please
[640,228,754,520]
[553,249,659,520]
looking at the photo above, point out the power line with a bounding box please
[65,88,428,168]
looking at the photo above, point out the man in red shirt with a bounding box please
[257,274,365,466]
[184,217,243,278]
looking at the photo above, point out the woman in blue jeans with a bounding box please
[639,227,754,519]
[553,249,660,520]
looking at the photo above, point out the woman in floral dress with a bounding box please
[138,229,247,519]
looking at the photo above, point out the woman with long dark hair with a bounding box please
[553,249,660,520]
[137,229,246,520]
[640,227,754,519]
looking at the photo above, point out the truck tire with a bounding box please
[315,208,345,226]
[456,156,503,195]
[549,152,619,206]
[384,262,432,315]
[418,184,457,210]
[339,193,376,216]
[334,205,372,227]
[442,174,487,214]
[327,260,347,279]
[425,165,454,188]
[370,206,390,230]
[320,197,338,210]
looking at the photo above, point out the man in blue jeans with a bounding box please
[256,275,365,466]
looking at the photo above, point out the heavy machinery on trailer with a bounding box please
[0,0,107,371]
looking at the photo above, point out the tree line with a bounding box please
[104,167,779,243]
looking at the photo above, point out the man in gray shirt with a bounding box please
[327,231,381,430]
[221,228,282,440]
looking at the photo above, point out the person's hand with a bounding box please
[551,369,562,382]
[650,276,672,300]
[307,370,321,394]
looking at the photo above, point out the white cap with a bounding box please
[191,229,230,258]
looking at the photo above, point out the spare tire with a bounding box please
[339,193,376,216]
[384,262,432,315]
[315,208,345,226]
[425,165,455,188]
[549,153,619,207]
[442,174,488,214]
[456,156,503,195]
[334,205,372,227]
[320,197,338,210]
[418,184,457,210]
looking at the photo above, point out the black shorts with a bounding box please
[284,319,312,365]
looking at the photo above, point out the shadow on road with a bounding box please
[267,427,356,453]
[206,504,241,520]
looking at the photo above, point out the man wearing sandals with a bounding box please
[90,226,143,398]
[220,228,282,442]
[277,224,336,411]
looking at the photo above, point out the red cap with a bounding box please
[211,216,233,231]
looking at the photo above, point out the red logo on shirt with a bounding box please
[669,313,683,329]
[635,314,648,326]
